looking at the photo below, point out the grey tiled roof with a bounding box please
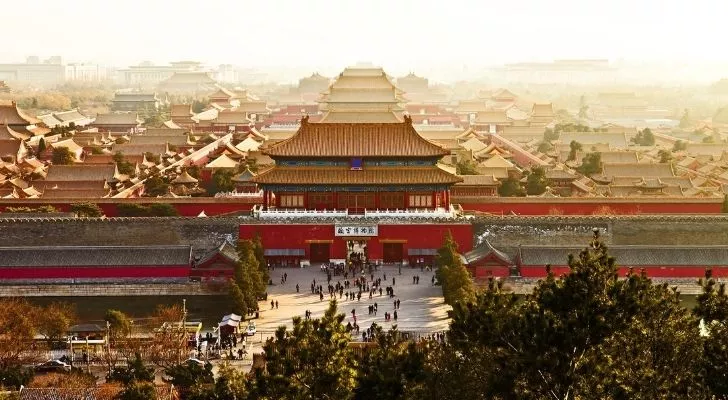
[46,165,116,182]
[464,240,513,265]
[517,246,728,266]
[0,245,192,267]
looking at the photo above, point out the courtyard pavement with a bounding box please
[246,263,450,343]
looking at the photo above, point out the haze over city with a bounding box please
[3,0,728,82]
[3,1,728,398]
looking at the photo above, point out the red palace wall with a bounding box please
[0,266,190,280]
[519,265,728,279]
[240,223,473,263]
[0,199,257,217]
[0,197,720,218]
[457,199,722,215]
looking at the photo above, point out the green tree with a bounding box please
[252,234,270,290]
[52,147,75,165]
[71,202,104,217]
[524,166,547,195]
[108,353,154,385]
[37,137,46,154]
[537,141,553,153]
[567,140,582,161]
[445,231,707,399]
[115,381,157,400]
[578,95,589,122]
[144,176,169,197]
[187,165,201,179]
[577,152,602,175]
[455,159,480,175]
[113,152,135,176]
[148,203,179,217]
[632,128,656,146]
[191,100,207,114]
[658,149,673,163]
[695,269,728,398]
[239,239,265,297]
[673,140,687,152]
[543,127,559,141]
[208,169,235,194]
[116,204,150,217]
[679,108,692,129]
[249,300,358,400]
[353,326,428,400]
[164,360,214,396]
[229,282,247,317]
[497,176,525,197]
[435,231,475,306]
[105,309,133,343]
[187,362,248,400]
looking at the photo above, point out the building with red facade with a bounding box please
[240,222,472,267]
[240,90,473,266]
[464,241,728,279]
[252,115,461,212]
[0,245,192,282]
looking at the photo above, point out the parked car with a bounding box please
[35,360,71,373]
[245,322,257,336]
[185,358,205,367]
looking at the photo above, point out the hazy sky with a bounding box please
[2,0,726,71]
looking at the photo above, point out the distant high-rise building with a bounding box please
[45,56,62,65]
[118,61,209,87]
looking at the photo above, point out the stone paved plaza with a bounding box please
[251,264,451,342]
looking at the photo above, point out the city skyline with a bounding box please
[2,0,726,70]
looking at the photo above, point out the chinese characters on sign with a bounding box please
[334,224,378,237]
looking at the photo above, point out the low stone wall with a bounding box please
[504,278,709,295]
[0,283,219,297]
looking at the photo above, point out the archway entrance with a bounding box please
[346,239,368,266]
[309,243,331,263]
[383,243,404,263]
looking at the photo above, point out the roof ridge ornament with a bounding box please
[403,114,413,125]
[301,115,309,126]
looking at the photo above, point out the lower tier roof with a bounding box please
[252,166,462,185]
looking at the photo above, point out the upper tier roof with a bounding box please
[263,116,449,158]
[0,101,40,125]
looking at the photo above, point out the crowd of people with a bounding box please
[265,256,445,345]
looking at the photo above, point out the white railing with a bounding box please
[255,208,349,218]
[364,207,453,218]
[214,190,264,198]
[252,206,456,219]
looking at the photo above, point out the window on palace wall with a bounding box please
[408,194,433,208]
[280,194,304,208]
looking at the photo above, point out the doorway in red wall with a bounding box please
[383,243,404,263]
[309,243,331,263]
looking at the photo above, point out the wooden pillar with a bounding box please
[262,189,268,210]
[374,190,380,210]
[404,191,409,209]
[332,191,338,210]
